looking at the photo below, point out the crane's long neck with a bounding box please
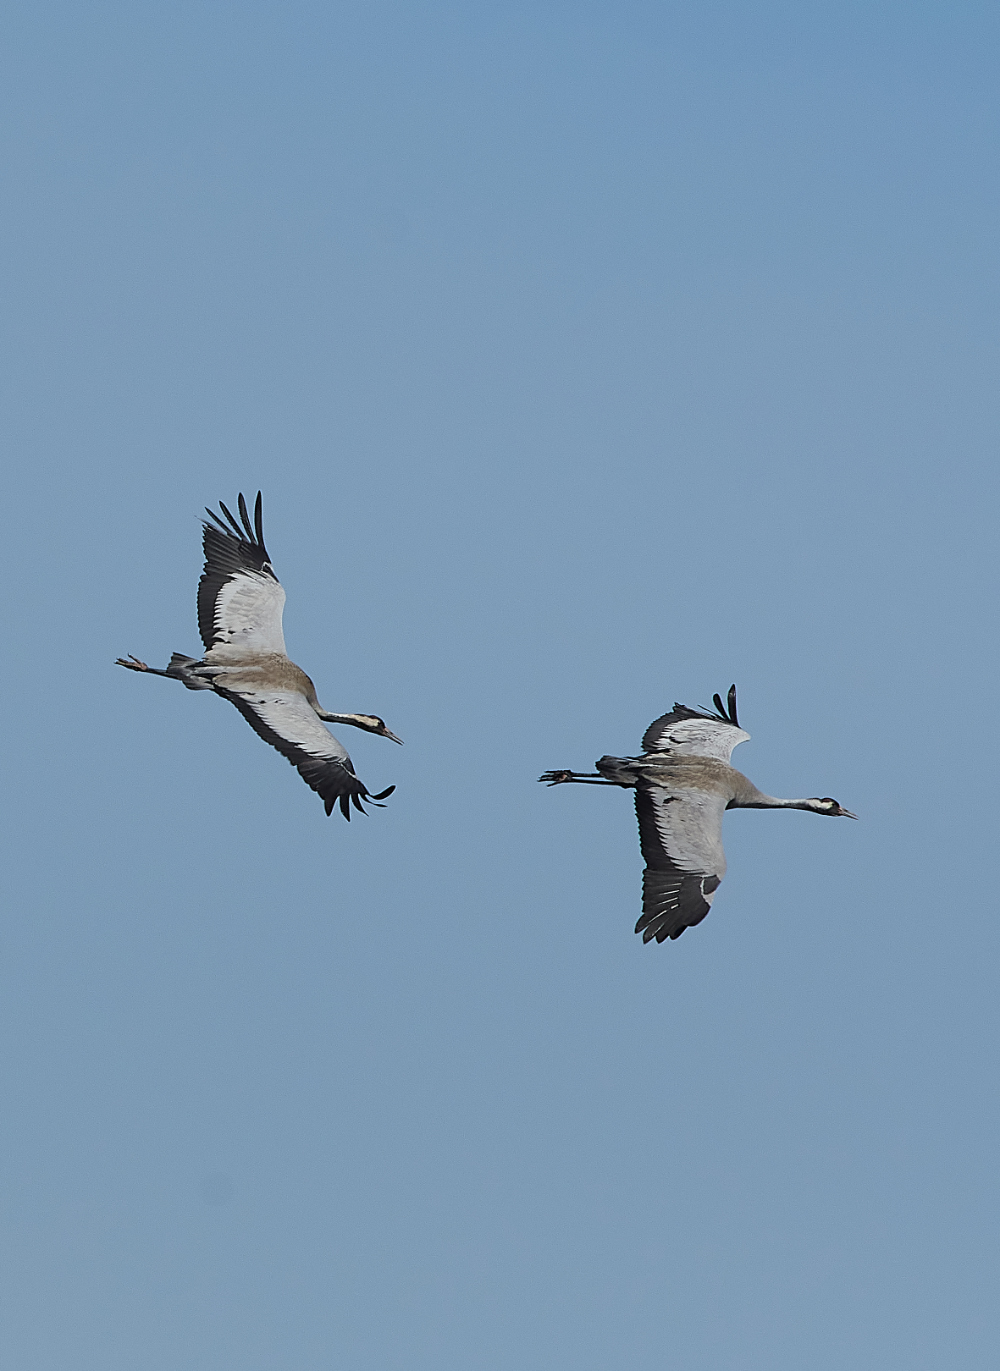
[729,778,821,813]
[317,709,381,731]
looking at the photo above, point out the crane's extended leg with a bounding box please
[538,770,621,786]
[116,655,173,677]
[115,653,215,690]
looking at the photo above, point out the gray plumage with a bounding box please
[117,492,401,820]
[540,686,856,944]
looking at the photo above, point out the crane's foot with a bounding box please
[116,655,151,671]
[539,769,575,785]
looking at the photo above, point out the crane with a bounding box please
[117,492,401,820]
[539,686,855,944]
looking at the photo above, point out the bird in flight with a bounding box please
[117,492,401,819]
[540,686,855,944]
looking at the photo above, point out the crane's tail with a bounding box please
[165,653,215,690]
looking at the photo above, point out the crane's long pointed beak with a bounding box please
[840,807,858,819]
[381,728,404,745]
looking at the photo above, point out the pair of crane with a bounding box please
[118,493,855,946]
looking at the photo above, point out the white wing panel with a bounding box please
[643,717,750,763]
[209,571,287,658]
[235,689,351,763]
[645,786,728,876]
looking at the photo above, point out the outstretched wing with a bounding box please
[199,492,287,658]
[633,782,727,943]
[216,686,394,820]
[642,686,749,762]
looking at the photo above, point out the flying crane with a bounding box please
[540,686,855,943]
[117,492,400,820]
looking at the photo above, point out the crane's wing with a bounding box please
[642,686,749,762]
[199,492,287,658]
[633,782,728,943]
[216,686,394,820]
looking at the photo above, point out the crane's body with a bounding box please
[540,687,855,944]
[117,492,400,820]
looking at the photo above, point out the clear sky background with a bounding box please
[1,3,998,1367]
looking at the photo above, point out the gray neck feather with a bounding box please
[730,777,819,812]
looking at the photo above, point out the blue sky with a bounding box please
[1,3,998,1367]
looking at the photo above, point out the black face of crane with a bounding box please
[369,717,404,744]
[815,797,858,818]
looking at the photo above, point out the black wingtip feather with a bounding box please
[727,684,738,727]
[204,492,266,553]
[217,500,244,539]
[237,492,254,541]
[711,687,738,724]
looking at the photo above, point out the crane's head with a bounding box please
[318,709,403,742]
[358,714,404,744]
[810,797,857,818]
